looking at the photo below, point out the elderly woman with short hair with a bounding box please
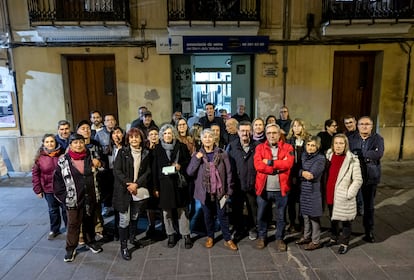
[152,124,192,249]
[186,128,238,251]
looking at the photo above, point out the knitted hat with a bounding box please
[76,120,90,131]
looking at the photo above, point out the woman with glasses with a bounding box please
[176,117,195,154]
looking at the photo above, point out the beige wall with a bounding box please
[13,46,172,135]
[254,43,413,160]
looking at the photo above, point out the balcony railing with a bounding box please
[28,0,130,25]
[322,0,414,22]
[167,0,260,23]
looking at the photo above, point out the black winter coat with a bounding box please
[226,138,258,193]
[112,146,151,212]
[152,141,191,209]
[53,152,96,210]
[348,132,384,185]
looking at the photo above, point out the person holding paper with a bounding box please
[152,124,192,249]
[187,128,238,251]
[113,128,151,260]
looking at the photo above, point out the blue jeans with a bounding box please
[257,191,287,240]
[202,197,232,241]
[44,193,67,234]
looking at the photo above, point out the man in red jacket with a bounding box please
[254,123,294,251]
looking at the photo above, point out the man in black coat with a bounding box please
[226,121,258,241]
[348,116,384,243]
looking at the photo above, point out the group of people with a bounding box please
[31,103,384,263]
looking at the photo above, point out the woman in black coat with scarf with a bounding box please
[113,128,151,260]
[152,124,192,249]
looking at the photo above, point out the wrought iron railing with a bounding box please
[167,0,260,23]
[28,0,130,24]
[322,0,414,22]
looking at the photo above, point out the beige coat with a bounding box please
[326,150,363,221]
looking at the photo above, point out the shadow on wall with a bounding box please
[1,146,11,174]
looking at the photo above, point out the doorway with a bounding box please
[65,55,118,126]
[331,51,376,132]
[171,54,252,118]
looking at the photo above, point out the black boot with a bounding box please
[129,220,140,246]
[167,234,176,248]
[184,235,193,249]
[119,228,131,261]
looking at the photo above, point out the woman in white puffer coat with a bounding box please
[325,134,363,254]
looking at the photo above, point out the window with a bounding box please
[193,70,231,113]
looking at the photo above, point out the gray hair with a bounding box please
[159,123,178,141]
[265,123,281,132]
[200,128,215,139]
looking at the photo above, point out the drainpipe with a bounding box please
[398,42,412,161]
[282,0,291,105]
[4,0,22,136]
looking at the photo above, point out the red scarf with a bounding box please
[326,154,345,205]
[68,149,87,160]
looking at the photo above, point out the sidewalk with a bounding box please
[0,161,413,280]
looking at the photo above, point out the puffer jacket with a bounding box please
[32,150,62,194]
[299,152,326,217]
[254,140,294,197]
[326,149,363,221]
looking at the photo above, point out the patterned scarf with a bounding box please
[58,156,78,211]
[202,148,223,201]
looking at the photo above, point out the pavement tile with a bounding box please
[0,248,27,279]
[245,271,283,280]
[73,261,111,280]
[36,251,79,280]
[177,242,210,275]
[314,267,355,280]
[5,224,46,249]
[141,258,177,278]
[1,246,60,280]
[238,242,279,272]
[382,265,414,280]
[211,255,245,280]
[277,265,319,280]
[107,252,146,278]
[331,247,390,279]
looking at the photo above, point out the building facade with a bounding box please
[0,0,413,171]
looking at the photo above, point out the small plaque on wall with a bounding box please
[262,62,278,77]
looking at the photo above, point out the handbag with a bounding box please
[177,172,188,188]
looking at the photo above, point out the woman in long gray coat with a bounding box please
[325,134,362,254]
[296,136,326,250]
